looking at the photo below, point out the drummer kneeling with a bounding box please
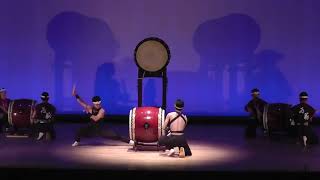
[158,99,192,158]
[32,92,56,141]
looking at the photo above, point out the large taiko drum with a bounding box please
[262,103,292,132]
[8,99,36,128]
[129,107,165,143]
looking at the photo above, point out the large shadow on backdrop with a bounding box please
[170,13,292,115]
[245,49,292,103]
[115,56,158,109]
[94,63,132,114]
[47,11,129,114]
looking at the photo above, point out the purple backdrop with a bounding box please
[1,0,320,116]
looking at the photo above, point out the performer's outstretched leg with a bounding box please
[73,124,96,146]
[99,127,131,144]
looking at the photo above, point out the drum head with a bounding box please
[129,107,165,143]
[134,37,170,72]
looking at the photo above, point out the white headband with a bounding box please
[300,96,308,99]
[93,101,101,105]
[41,96,49,98]
[251,92,260,95]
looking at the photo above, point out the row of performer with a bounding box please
[0,87,192,158]
[245,88,319,147]
[1,86,318,157]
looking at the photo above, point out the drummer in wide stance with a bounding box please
[71,85,134,146]
[291,91,318,147]
[158,99,192,158]
[244,88,268,138]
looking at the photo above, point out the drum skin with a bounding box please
[8,99,36,128]
[263,103,292,132]
[129,107,165,143]
[134,37,170,72]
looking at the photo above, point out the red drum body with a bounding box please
[8,99,36,128]
[263,103,292,132]
[129,107,165,143]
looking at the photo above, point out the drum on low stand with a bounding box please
[129,107,165,150]
[262,103,293,136]
[7,99,36,137]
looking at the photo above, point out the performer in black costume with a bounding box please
[32,92,56,141]
[291,91,318,147]
[158,99,192,158]
[244,88,268,138]
[71,85,134,146]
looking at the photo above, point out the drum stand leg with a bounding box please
[137,70,143,107]
[133,142,164,151]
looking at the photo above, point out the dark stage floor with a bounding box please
[0,122,319,178]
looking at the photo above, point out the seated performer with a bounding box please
[32,92,56,141]
[158,99,192,158]
[71,85,134,146]
[291,91,318,147]
[0,88,12,134]
[244,88,268,138]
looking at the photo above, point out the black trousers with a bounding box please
[158,134,192,156]
[33,122,56,140]
[298,125,318,145]
[287,125,299,138]
[75,121,129,143]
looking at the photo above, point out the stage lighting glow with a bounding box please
[52,140,248,170]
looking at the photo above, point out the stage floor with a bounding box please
[0,123,319,177]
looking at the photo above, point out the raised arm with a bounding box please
[72,85,91,113]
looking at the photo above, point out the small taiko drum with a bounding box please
[8,99,36,128]
[129,107,165,143]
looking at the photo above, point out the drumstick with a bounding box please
[72,84,77,96]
